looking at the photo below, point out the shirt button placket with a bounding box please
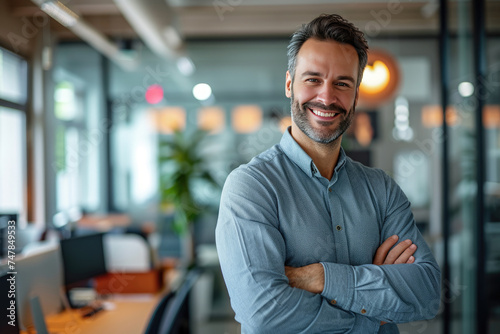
[329,190,349,263]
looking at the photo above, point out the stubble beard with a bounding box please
[290,91,356,145]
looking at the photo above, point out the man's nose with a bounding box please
[316,84,337,106]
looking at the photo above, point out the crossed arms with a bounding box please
[286,234,418,294]
[285,235,418,327]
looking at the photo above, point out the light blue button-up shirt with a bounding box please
[216,129,441,334]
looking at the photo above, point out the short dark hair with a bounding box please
[287,14,369,87]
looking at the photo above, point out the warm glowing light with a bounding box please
[484,105,500,129]
[423,105,500,128]
[354,112,374,147]
[198,106,225,134]
[193,83,212,101]
[360,61,391,95]
[232,105,262,133]
[145,84,164,104]
[151,107,186,134]
[358,50,400,107]
[421,105,458,128]
[279,116,292,133]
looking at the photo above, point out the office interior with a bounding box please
[0,0,499,333]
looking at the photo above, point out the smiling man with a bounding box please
[216,14,441,333]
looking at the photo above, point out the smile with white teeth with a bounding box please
[310,108,338,118]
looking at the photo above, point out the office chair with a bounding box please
[144,291,175,334]
[145,268,202,334]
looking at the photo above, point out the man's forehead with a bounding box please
[295,38,358,71]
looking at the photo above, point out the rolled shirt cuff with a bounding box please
[320,262,355,311]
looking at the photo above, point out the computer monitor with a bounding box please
[60,232,107,286]
[0,272,20,334]
[0,213,18,258]
[14,244,64,330]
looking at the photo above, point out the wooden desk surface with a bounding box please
[77,214,132,231]
[20,271,181,334]
[23,294,161,334]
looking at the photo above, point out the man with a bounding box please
[216,14,441,333]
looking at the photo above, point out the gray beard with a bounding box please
[290,93,355,145]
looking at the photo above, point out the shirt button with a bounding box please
[328,188,332,192]
[336,225,342,231]
[330,299,337,305]
[361,308,367,314]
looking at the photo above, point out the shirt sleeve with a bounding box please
[215,169,380,334]
[320,173,441,324]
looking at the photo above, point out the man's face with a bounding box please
[285,38,360,145]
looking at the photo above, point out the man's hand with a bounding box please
[373,235,417,327]
[284,235,416,294]
[284,235,417,326]
[373,235,417,266]
[285,263,324,294]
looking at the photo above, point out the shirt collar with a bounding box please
[280,127,347,179]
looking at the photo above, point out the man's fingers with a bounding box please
[393,244,417,264]
[384,239,413,264]
[373,235,398,265]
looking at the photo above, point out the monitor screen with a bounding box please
[60,233,107,286]
[0,213,18,258]
[14,244,64,330]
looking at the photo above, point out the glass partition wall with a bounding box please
[484,1,500,332]
[445,0,500,333]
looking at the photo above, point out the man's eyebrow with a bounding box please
[300,72,356,84]
[337,75,356,84]
[300,71,322,77]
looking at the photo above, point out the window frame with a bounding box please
[0,46,29,225]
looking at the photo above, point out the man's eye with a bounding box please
[306,78,319,83]
[336,82,349,87]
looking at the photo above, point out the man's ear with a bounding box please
[285,71,292,98]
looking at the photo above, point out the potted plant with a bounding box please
[158,129,218,266]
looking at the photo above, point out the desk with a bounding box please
[77,214,132,232]
[21,270,181,334]
[23,294,160,334]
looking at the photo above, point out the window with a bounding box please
[53,80,85,217]
[0,48,28,224]
[0,48,27,105]
[0,107,26,218]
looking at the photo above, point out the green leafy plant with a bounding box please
[158,129,217,235]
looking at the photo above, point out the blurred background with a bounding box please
[0,0,499,333]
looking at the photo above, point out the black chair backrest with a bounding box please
[144,291,175,334]
[145,268,202,334]
[158,268,202,334]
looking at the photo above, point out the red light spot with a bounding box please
[145,84,164,104]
